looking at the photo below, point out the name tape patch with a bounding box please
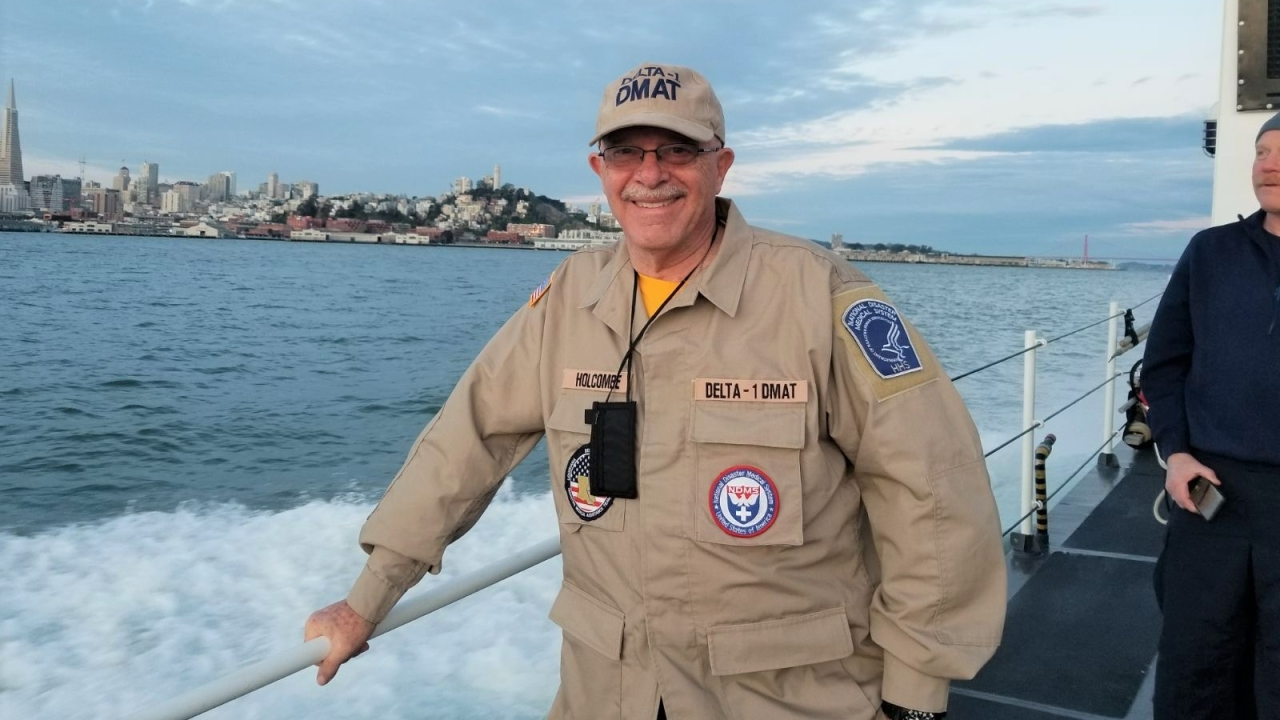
[841,299,923,379]
[709,466,778,538]
[565,444,612,521]
[693,379,808,403]
[563,370,629,394]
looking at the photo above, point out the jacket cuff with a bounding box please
[346,564,406,625]
[882,651,950,713]
[1156,432,1190,462]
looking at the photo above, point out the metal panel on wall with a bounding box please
[1238,0,1280,109]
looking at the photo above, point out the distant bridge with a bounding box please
[1028,255,1178,263]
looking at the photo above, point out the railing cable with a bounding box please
[982,372,1121,460]
[1039,373,1121,426]
[951,345,1039,383]
[984,423,1041,459]
[950,291,1163,383]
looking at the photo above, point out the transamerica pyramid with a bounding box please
[0,80,25,186]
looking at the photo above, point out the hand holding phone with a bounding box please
[1188,476,1225,521]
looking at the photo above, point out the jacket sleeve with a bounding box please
[345,296,548,623]
[826,281,1006,712]
[1141,240,1196,460]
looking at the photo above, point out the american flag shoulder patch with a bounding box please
[529,273,554,307]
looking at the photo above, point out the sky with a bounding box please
[1,0,1223,258]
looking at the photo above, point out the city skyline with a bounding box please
[4,1,1219,258]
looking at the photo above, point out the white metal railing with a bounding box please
[964,295,1162,539]
[121,297,1164,719]
[1100,300,1123,466]
[121,537,562,720]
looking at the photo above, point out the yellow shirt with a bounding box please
[637,273,681,317]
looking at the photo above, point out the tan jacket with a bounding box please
[347,198,1006,720]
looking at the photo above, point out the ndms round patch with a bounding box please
[564,444,613,521]
[709,466,778,538]
[841,298,923,379]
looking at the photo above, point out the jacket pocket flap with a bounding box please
[548,580,624,660]
[547,393,598,433]
[707,606,853,676]
[690,403,805,449]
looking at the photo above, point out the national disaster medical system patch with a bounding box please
[709,465,778,538]
[841,298,923,379]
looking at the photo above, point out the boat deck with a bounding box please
[950,444,1166,719]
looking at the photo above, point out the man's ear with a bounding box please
[714,147,735,193]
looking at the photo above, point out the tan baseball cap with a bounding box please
[589,63,725,146]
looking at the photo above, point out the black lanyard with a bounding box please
[586,216,720,500]
[607,217,720,403]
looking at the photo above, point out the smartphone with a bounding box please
[1188,476,1225,521]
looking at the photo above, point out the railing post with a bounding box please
[1010,329,1044,556]
[1099,300,1120,468]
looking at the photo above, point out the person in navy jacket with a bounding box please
[1144,112,1280,719]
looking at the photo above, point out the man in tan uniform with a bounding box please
[306,62,1006,720]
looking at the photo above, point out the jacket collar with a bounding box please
[578,197,753,339]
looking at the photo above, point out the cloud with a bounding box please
[1011,4,1105,20]
[725,147,1210,258]
[935,116,1204,154]
[474,106,540,119]
[1119,217,1212,235]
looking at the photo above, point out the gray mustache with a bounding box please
[621,186,686,202]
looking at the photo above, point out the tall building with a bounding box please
[0,79,29,212]
[267,172,279,199]
[161,188,192,214]
[113,166,131,192]
[0,183,29,212]
[492,164,501,189]
[84,187,123,221]
[61,177,81,210]
[454,176,473,194]
[296,181,318,199]
[0,80,24,186]
[173,181,200,210]
[29,175,65,211]
[138,162,159,204]
[203,172,235,203]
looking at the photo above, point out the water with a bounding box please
[0,231,1172,719]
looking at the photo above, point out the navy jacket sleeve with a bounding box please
[1142,239,1196,459]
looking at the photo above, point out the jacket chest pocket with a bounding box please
[547,391,626,532]
[690,401,805,546]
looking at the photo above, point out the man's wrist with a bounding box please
[881,700,947,720]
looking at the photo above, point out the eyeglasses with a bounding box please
[597,143,719,168]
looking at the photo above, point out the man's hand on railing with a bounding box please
[304,600,375,686]
[1165,452,1221,513]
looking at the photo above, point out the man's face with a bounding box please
[1254,132,1280,213]
[588,126,734,256]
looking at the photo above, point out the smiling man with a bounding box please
[305,62,1006,720]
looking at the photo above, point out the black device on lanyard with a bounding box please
[585,214,721,498]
